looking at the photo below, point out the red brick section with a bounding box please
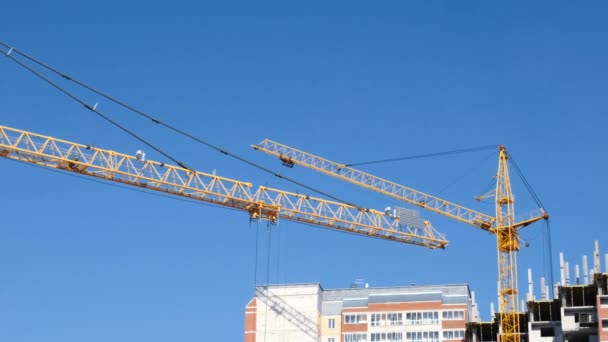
[244,298,256,342]
[442,320,466,329]
[597,296,608,341]
[342,322,367,333]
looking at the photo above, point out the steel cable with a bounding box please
[0,42,363,209]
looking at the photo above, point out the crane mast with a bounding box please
[253,139,549,342]
[0,124,447,249]
[495,145,520,342]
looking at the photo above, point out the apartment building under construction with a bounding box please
[468,241,608,342]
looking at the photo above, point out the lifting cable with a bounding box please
[344,145,498,167]
[266,224,272,287]
[507,153,545,210]
[508,152,554,295]
[0,42,363,210]
[253,218,260,286]
[1,44,192,171]
[275,223,282,284]
[544,219,555,295]
[264,222,272,342]
[344,144,499,204]
[436,150,497,196]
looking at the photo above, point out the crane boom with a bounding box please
[252,139,546,231]
[253,139,549,342]
[253,139,496,230]
[0,125,447,249]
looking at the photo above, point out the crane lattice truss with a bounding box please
[0,125,447,249]
[254,139,496,230]
[253,139,548,342]
[253,139,545,232]
[495,146,521,342]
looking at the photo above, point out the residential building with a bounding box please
[244,282,476,342]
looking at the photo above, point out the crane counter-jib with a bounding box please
[0,124,448,249]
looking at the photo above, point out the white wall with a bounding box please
[256,285,321,342]
[527,324,563,342]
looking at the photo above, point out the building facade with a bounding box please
[244,283,476,342]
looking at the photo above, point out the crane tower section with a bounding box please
[495,145,520,342]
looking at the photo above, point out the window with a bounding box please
[388,313,402,326]
[442,330,465,340]
[577,313,594,323]
[371,314,380,326]
[371,332,403,342]
[405,311,438,325]
[344,333,367,342]
[370,313,403,326]
[405,331,439,342]
[601,296,608,306]
[344,313,367,324]
[328,318,335,329]
[602,319,608,331]
[328,338,336,342]
[540,327,555,337]
[442,310,465,320]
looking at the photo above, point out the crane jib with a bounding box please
[0,124,448,250]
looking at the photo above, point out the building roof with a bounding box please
[254,283,471,316]
[320,284,471,315]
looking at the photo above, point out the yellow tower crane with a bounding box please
[252,139,549,342]
[0,124,448,250]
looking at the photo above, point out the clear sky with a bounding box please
[1,1,607,341]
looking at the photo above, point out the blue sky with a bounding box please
[1,1,607,341]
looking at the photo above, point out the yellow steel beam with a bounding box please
[252,139,546,231]
[255,186,446,249]
[0,125,447,249]
[495,146,520,342]
[253,139,495,230]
